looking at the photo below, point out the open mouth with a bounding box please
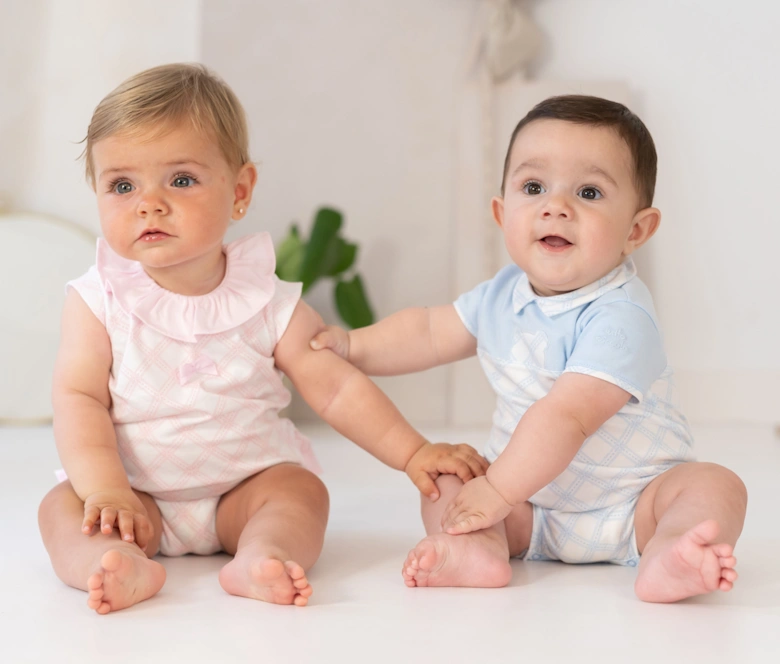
[540,235,572,251]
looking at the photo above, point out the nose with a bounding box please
[541,193,573,220]
[136,189,169,217]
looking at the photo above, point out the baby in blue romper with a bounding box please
[312,95,748,602]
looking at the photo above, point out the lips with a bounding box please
[540,235,572,249]
[138,228,170,241]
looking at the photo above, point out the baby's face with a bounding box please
[91,123,249,273]
[495,119,650,296]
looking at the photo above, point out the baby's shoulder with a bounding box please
[580,275,661,333]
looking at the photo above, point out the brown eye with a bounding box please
[523,182,544,195]
[579,187,602,200]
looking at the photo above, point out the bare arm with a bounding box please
[442,372,632,534]
[312,304,476,376]
[53,290,128,496]
[275,301,487,497]
[52,290,152,546]
[488,373,632,503]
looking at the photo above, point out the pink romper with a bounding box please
[65,232,321,556]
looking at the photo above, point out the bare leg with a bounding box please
[633,462,748,603]
[216,464,329,607]
[402,475,533,588]
[38,481,166,615]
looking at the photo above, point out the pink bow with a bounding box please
[178,355,219,385]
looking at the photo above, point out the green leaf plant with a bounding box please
[275,207,375,329]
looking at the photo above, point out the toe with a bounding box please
[712,542,734,558]
[293,577,309,590]
[100,549,123,573]
[284,561,305,580]
[722,568,738,583]
[293,595,308,607]
[87,573,103,591]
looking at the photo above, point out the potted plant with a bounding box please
[275,207,374,329]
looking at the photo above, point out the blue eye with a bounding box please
[112,181,134,194]
[579,187,602,200]
[172,175,196,188]
[522,181,545,195]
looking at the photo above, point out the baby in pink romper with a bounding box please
[38,63,487,614]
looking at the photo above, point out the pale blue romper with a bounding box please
[454,259,694,566]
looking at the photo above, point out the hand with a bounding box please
[404,443,490,501]
[82,489,154,551]
[441,476,513,535]
[309,325,350,360]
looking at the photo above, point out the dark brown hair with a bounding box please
[500,95,657,208]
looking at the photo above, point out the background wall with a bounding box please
[1,0,776,426]
[528,0,780,422]
[0,0,203,228]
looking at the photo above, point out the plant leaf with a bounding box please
[335,275,374,329]
[321,237,357,277]
[275,225,304,282]
[299,208,342,292]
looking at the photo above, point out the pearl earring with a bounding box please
[238,208,244,214]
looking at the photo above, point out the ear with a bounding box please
[623,206,660,255]
[491,196,505,229]
[232,162,258,220]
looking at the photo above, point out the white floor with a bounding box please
[1,423,779,664]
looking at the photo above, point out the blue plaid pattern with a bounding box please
[454,260,694,564]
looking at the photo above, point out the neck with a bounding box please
[143,247,227,296]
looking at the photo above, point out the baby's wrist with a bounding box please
[403,439,430,474]
[485,466,517,506]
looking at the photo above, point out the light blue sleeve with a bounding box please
[564,301,667,403]
[453,278,493,338]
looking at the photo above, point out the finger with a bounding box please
[411,471,439,501]
[439,457,476,484]
[99,507,118,535]
[309,331,332,350]
[117,510,135,542]
[461,454,488,478]
[82,506,100,534]
[134,514,152,550]
[454,445,490,473]
[446,515,481,535]
[440,503,462,530]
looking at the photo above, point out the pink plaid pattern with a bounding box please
[66,234,320,556]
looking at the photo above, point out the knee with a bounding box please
[270,466,330,515]
[38,481,76,516]
[694,462,748,508]
[299,471,329,509]
[38,481,79,533]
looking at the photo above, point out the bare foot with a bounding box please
[635,520,738,603]
[402,530,512,588]
[86,548,166,615]
[219,556,313,606]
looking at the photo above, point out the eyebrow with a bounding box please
[510,160,619,188]
[98,160,211,179]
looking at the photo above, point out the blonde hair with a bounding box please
[82,63,250,185]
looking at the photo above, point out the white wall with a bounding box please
[528,0,779,423]
[0,0,203,230]
[201,0,479,424]
[2,0,775,426]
